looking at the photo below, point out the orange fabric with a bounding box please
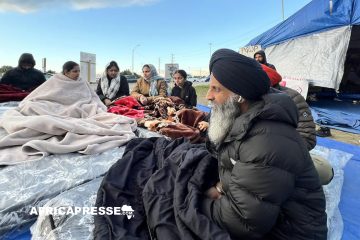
[261,64,282,86]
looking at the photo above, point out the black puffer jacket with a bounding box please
[275,85,316,150]
[202,92,327,240]
[0,54,45,91]
[171,81,197,107]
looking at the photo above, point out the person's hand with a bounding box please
[139,95,148,105]
[198,121,209,132]
[205,187,222,200]
[104,98,112,106]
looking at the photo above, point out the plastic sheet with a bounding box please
[31,144,353,240]
[0,101,19,118]
[310,146,352,240]
[135,126,164,138]
[28,128,163,240]
[0,147,125,235]
[30,178,103,240]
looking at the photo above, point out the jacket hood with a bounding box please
[224,92,298,142]
[175,80,192,87]
[18,53,35,67]
[254,50,267,64]
[185,80,192,86]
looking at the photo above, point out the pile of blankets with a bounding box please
[94,137,231,240]
[0,73,136,165]
[108,96,145,119]
[108,96,208,143]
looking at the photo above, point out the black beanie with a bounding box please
[18,53,36,67]
[209,48,270,100]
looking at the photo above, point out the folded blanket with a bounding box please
[0,73,137,165]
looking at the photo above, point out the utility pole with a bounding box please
[281,0,284,21]
[329,0,333,15]
[209,43,212,58]
[131,44,140,74]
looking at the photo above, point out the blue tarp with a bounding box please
[317,137,360,240]
[309,99,360,134]
[247,0,360,48]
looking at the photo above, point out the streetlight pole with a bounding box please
[132,44,140,74]
[281,0,284,21]
[209,43,212,58]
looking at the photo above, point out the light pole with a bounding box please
[209,43,212,58]
[281,0,284,21]
[132,44,140,74]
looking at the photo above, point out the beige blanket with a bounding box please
[0,73,136,165]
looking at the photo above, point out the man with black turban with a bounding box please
[202,49,327,239]
[1,53,46,91]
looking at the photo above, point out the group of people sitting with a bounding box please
[0,50,332,239]
[95,61,197,108]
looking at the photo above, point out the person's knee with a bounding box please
[310,154,334,185]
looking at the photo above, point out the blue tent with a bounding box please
[247,0,360,91]
[248,0,360,48]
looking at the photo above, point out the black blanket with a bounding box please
[94,137,231,240]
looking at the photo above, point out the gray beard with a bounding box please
[208,96,241,146]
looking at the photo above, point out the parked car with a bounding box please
[124,75,138,83]
[44,73,54,80]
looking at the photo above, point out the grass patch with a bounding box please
[194,84,209,105]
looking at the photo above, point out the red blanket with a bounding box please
[108,96,144,119]
[0,84,30,102]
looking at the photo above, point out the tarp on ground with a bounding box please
[309,99,360,134]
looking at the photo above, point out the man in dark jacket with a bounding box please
[0,53,46,91]
[261,64,333,185]
[254,50,276,70]
[202,49,327,239]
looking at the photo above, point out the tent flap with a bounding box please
[265,26,351,90]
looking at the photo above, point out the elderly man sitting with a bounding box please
[202,49,327,239]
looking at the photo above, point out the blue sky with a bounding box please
[0,0,311,76]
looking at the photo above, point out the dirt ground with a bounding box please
[100,82,359,146]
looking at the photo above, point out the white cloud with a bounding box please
[0,0,158,13]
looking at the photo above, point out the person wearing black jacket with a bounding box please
[171,69,197,108]
[254,50,276,70]
[96,61,129,106]
[0,53,46,91]
[202,49,327,239]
